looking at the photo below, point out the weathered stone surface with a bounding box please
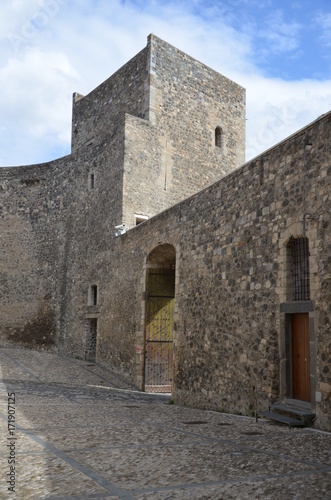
[1,348,331,499]
[0,34,330,432]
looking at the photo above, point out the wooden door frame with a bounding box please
[279,301,316,407]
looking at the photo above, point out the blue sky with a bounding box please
[0,0,330,166]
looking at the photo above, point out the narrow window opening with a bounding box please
[88,172,95,190]
[215,126,222,148]
[89,285,98,306]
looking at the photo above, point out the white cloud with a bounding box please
[0,47,80,166]
[315,11,331,47]
[0,0,330,166]
[244,76,331,160]
[257,9,302,56]
[0,1,42,36]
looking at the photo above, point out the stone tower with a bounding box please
[71,34,246,228]
[0,34,245,364]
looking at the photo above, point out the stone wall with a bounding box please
[0,159,68,348]
[42,34,245,364]
[122,35,246,227]
[0,34,330,432]
[70,34,246,228]
[71,45,150,153]
[0,131,125,353]
[102,111,331,430]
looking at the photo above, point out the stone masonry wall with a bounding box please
[122,35,246,227]
[0,159,68,348]
[70,34,245,229]
[0,126,125,353]
[100,111,330,431]
[1,34,245,359]
[0,35,329,432]
[54,35,246,378]
[55,134,126,358]
[71,45,149,153]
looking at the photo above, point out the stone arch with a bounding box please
[147,243,176,267]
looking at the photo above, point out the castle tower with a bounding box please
[0,34,246,368]
[71,34,246,228]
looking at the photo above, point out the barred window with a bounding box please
[293,238,310,301]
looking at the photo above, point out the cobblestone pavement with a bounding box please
[0,348,331,499]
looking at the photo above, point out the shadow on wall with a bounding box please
[3,302,56,349]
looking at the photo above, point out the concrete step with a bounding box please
[261,403,316,427]
[260,410,306,428]
[269,403,316,426]
[285,398,311,411]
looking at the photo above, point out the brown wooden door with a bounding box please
[292,313,310,402]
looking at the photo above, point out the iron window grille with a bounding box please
[293,238,310,301]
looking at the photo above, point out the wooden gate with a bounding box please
[144,269,175,393]
[292,313,310,402]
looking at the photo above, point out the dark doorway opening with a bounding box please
[85,318,97,362]
[144,244,176,393]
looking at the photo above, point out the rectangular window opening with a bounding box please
[89,173,95,190]
[89,285,98,306]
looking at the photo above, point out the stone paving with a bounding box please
[0,348,331,499]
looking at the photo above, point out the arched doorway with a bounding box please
[144,244,176,393]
